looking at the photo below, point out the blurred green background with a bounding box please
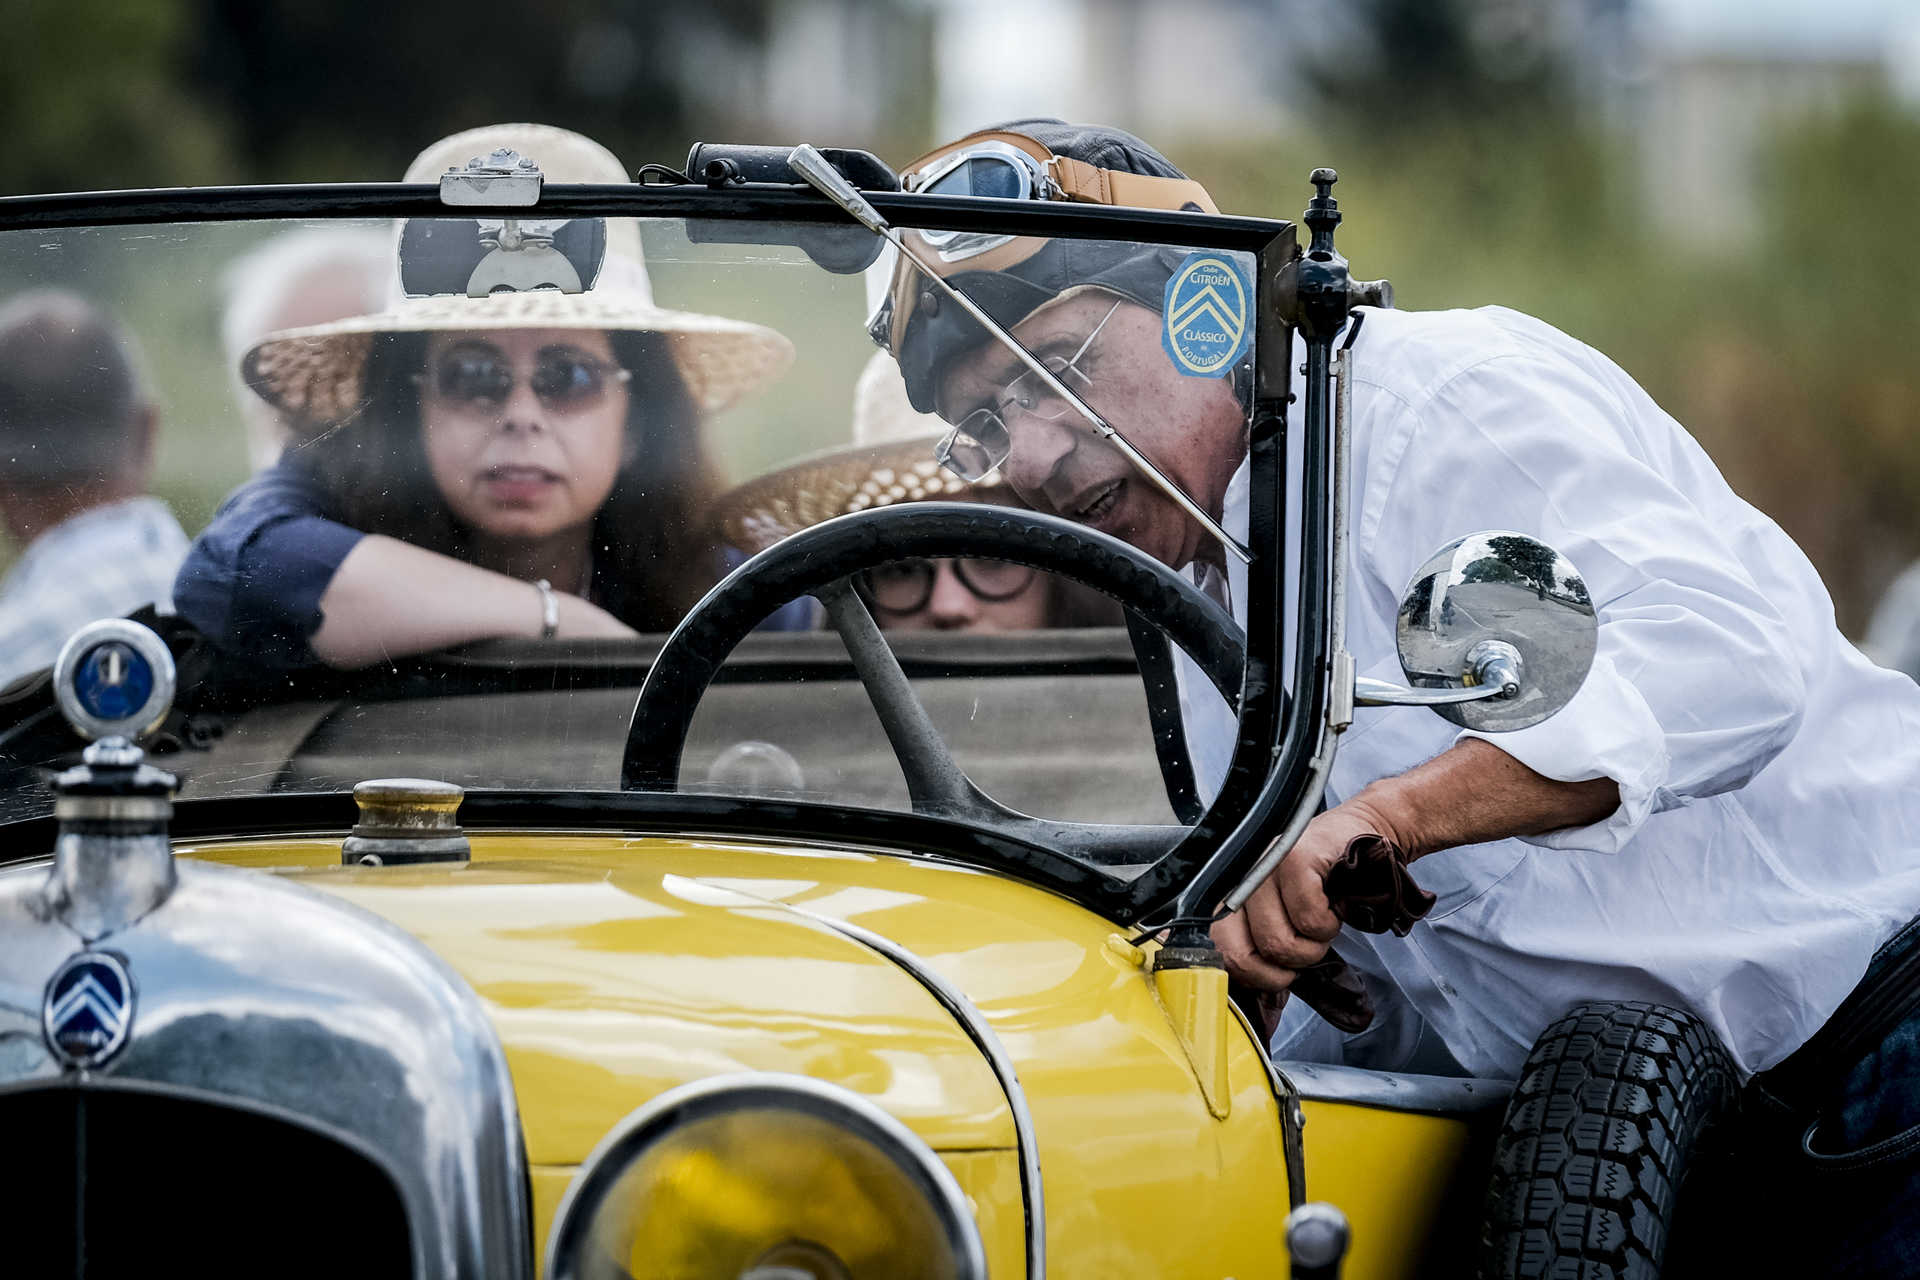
[3,0,1917,631]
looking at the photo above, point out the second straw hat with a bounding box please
[717,350,1005,554]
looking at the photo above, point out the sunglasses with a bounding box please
[420,346,633,413]
[859,557,1039,614]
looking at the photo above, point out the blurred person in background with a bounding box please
[716,350,1117,633]
[174,124,794,671]
[878,118,1920,1273]
[0,290,187,685]
[221,226,391,471]
[1863,558,1920,681]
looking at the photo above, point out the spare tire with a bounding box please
[1478,1001,1737,1279]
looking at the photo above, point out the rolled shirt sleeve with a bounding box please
[1355,339,1807,852]
[172,463,364,669]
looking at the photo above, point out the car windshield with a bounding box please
[0,202,1275,911]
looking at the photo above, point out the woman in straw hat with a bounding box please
[717,351,1116,632]
[174,124,794,669]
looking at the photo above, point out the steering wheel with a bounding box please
[621,503,1246,864]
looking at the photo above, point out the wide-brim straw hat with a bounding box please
[717,350,1006,553]
[241,123,794,426]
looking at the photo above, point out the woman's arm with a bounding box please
[176,464,634,669]
[309,534,633,669]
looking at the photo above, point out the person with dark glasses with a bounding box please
[174,124,794,669]
[715,350,1116,634]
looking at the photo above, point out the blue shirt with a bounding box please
[173,464,361,668]
[174,462,801,668]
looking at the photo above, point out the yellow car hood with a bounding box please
[219,837,1019,1163]
[184,830,1321,1278]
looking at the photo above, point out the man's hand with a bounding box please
[1211,797,1399,995]
[1211,740,1620,1002]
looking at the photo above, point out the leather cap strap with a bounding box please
[906,127,1220,214]
[1050,154,1218,214]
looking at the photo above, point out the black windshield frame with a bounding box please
[0,178,1328,928]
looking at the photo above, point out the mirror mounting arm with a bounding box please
[1355,640,1525,709]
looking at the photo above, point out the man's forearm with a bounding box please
[1348,738,1621,861]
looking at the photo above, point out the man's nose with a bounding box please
[924,560,981,630]
[999,415,1076,506]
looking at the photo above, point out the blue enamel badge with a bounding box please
[73,640,155,723]
[43,951,134,1069]
[1161,252,1253,377]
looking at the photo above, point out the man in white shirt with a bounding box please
[0,291,188,686]
[880,118,1920,1273]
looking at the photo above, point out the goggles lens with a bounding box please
[910,144,1047,260]
[429,346,632,413]
[919,154,1030,201]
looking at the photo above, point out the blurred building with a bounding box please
[920,0,1917,253]
[673,0,936,144]
[1616,0,1920,249]
[928,0,1296,143]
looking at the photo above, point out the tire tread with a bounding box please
[1478,1001,1735,1280]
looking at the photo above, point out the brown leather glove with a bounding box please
[1239,834,1435,1038]
[1324,832,1435,937]
[1280,952,1376,1034]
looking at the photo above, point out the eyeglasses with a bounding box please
[419,346,633,414]
[860,556,1039,614]
[932,300,1121,482]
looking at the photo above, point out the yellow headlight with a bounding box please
[546,1074,987,1280]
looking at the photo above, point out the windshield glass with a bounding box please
[0,209,1262,893]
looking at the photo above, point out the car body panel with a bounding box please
[176,829,1436,1277]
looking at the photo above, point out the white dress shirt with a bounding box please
[0,497,187,687]
[1174,305,1920,1080]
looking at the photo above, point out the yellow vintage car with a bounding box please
[0,143,1699,1280]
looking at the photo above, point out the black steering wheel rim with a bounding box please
[623,502,1245,795]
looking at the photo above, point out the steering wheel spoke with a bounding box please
[815,576,1003,820]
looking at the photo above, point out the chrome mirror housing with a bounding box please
[1355,531,1597,732]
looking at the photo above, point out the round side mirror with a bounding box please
[1396,531,1597,732]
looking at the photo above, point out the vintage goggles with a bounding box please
[398,217,607,299]
[869,128,1216,354]
[904,140,1063,262]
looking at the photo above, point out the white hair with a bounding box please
[221,227,392,469]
